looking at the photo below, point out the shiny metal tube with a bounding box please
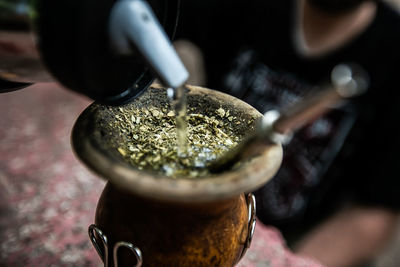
[208,64,369,173]
[0,0,52,83]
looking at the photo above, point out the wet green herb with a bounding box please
[103,105,250,178]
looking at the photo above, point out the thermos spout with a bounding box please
[109,0,189,89]
[0,0,185,103]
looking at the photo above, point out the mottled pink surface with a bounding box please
[237,223,322,267]
[0,83,322,267]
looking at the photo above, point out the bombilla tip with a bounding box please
[331,63,369,98]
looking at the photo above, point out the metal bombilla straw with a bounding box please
[209,63,369,173]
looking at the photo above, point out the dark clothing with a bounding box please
[176,0,400,242]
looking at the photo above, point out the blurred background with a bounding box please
[0,83,103,266]
[370,0,400,256]
[0,1,400,266]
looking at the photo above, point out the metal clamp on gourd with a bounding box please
[238,193,257,261]
[88,224,143,267]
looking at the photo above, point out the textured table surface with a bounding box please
[0,83,321,267]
